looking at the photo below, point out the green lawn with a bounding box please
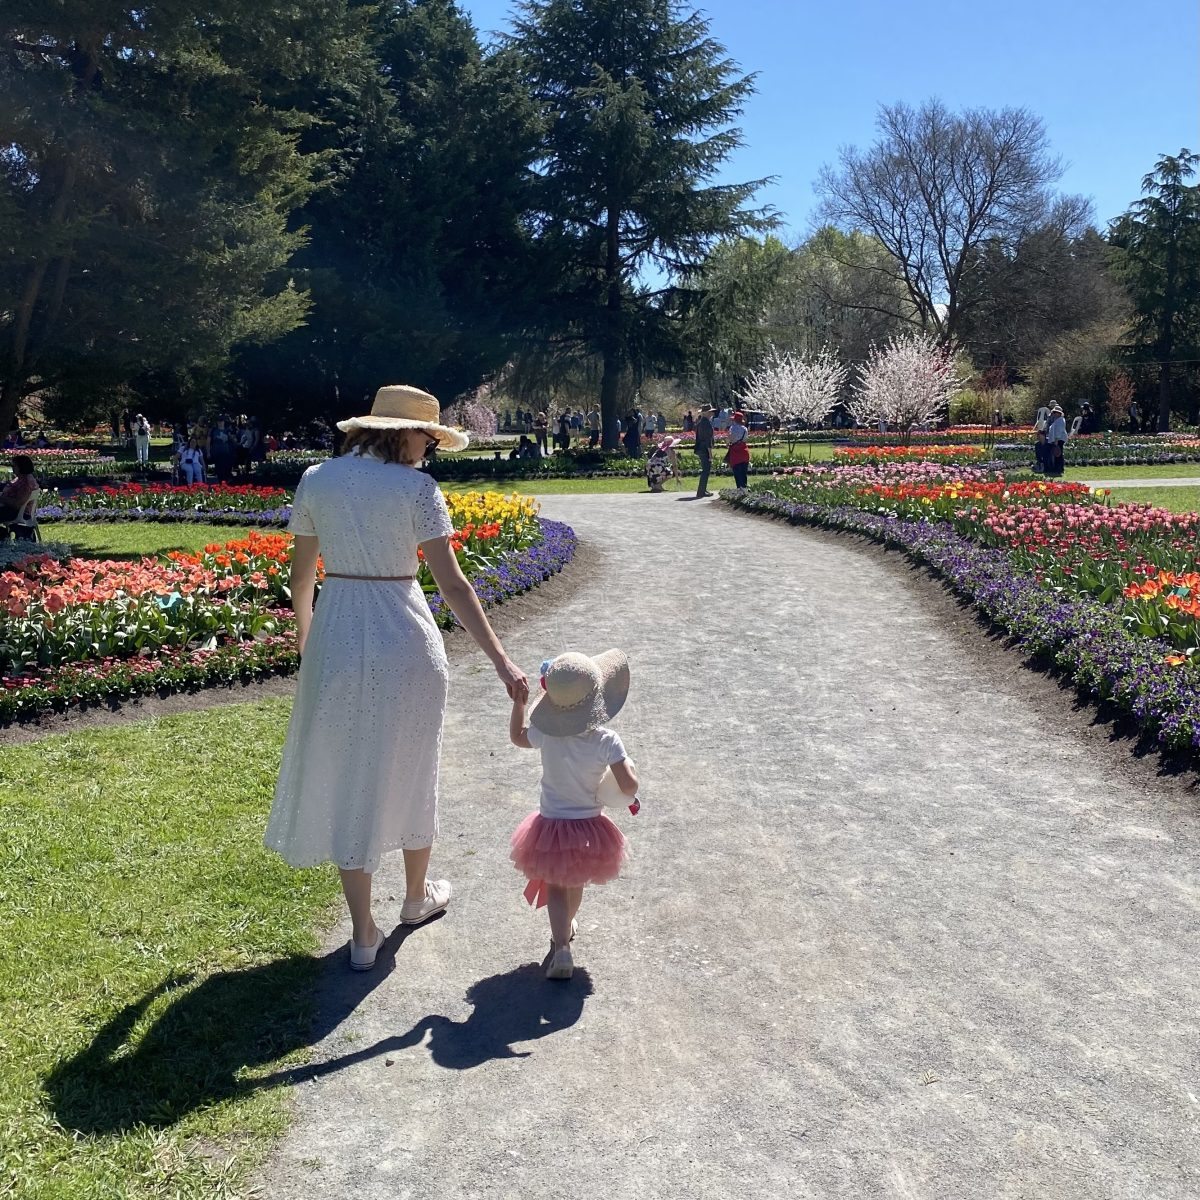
[0,703,340,1198]
[40,523,255,559]
[1071,462,1200,481]
[1107,486,1200,513]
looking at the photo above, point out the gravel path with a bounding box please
[260,493,1199,1200]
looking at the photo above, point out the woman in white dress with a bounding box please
[265,385,529,970]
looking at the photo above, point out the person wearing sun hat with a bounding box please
[645,434,682,492]
[508,650,640,980]
[1046,403,1068,476]
[265,384,529,972]
[727,409,751,489]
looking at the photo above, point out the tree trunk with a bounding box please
[599,201,623,450]
[1158,359,1172,433]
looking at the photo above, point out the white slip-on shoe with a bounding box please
[400,879,452,925]
[349,926,385,971]
[545,946,574,980]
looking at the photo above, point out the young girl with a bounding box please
[509,650,639,979]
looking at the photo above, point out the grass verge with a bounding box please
[40,523,254,560]
[1106,486,1200,513]
[0,702,339,1198]
[1071,463,1200,481]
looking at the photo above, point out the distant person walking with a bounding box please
[534,411,549,457]
[587,408,601,448]
[623,410,642,458]
[134,414,151,465]
[727,410,750,490]
[694,403,714,498]
[1046,404,1067,476]
[179,439,206,484]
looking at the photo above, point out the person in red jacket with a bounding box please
[727,410,751,489]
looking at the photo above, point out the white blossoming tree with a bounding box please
[739,346,848,458]
[848,333,960,442]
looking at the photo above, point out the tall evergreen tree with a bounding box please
[1109,149,1200,430]
[234,0,540,426]
[0,1,369,433]
[507,0,770,447]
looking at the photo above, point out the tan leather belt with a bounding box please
[323,573,416,581]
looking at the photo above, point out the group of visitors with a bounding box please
[265,385,640,982]
[170,416,273,484]
[1034,405,1069,475]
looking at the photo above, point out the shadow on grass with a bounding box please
[44,923,592,1136]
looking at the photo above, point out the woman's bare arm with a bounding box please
[420,536,529,701]
[289,535,321,655]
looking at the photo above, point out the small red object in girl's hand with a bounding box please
[628,798,641,815]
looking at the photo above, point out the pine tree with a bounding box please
[234,0,541,425]
[0,1,370,433]
[1109,150,1200,431]
[508,0,771,448]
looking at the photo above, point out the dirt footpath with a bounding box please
[261,492,1199,1200]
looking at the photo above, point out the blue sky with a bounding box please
[459,0,1200,239]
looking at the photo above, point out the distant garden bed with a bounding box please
[2,498,576,722]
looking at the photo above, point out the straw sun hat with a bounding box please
[529,650,630,737]
[336,385,470,451]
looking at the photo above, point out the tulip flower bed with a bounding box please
[727,462,1200,752]
[994,434,1200,469]
[37,481,294,526]
[12,449,122,480]
[1,493,575,721]
[833,444,988,466]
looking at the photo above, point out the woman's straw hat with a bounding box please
[529,650,630,737]
[336,385,469,451]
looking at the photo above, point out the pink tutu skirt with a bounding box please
[510,811,628,907]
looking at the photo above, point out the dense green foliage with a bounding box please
[1110,151,1200,429]
[0,0,370,433]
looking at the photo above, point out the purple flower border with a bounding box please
[37,506,294,527]
[724,489,1200,753]
[1,518,577,723]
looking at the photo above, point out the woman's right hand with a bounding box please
[495,655,529,702]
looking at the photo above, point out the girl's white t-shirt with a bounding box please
[526,725,627,819]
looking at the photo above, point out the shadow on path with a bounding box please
[43,920,588,1136]
[260,960,594,1083]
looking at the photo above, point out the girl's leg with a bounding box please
[338,868,377,945]
[402,846,432,903]
[546,885,586,950]
[566,885,585,926]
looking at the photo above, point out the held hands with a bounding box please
[496,655,529,703]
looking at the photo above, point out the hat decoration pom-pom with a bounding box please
[539,658,553,692]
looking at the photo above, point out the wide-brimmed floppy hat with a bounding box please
[699,404,715,415]
[657,435,682,451]
[336,385,470,451]
[529,650,630,737]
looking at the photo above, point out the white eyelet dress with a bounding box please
[264,452,455,871]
